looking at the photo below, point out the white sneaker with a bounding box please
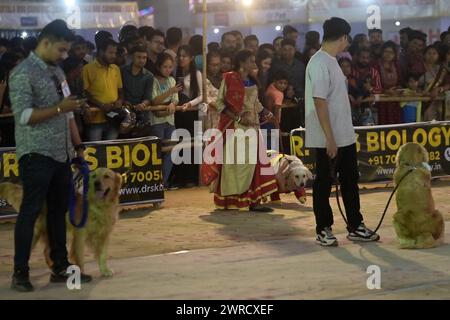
[347,223,380,242]
[316,227,338,247]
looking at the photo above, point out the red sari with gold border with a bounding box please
[201,72,278,210]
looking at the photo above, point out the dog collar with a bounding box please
[421,162,432,171]
[405,162,431,172]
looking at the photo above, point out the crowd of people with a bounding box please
[1,21,450,187]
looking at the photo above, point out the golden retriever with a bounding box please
[0,168,122,277]
[265,151,313,204]
[393,142,444,249]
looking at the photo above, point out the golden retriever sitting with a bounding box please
[264,151,313,204]
[393,142,444,249]
[0,168,122,277]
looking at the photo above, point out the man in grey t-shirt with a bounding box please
[305,17,380,246]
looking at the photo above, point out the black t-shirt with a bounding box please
[0,71,10,112]
[145,58,158,76]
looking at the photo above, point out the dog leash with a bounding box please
[330,156,415,233]
[69,157,90,228]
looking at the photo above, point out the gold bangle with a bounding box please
[56,106,61,114]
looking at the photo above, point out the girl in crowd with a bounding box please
[174,45,203,186]
[375,41,403,124]
[148,52,181,189]
[188,35,203,71]
[256,50,272,100]
[420,45,444,120]
[220,50,233,74]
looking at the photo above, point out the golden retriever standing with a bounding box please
[0,168,122,277]
[393,142,444,249]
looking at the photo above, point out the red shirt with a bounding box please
[351,64,383,94]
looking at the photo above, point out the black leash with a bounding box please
[330,156,415,233]
[68,157,90,228]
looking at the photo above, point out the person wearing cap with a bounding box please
[305,17,380,247]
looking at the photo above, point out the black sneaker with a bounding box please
[11,270,34,292]
[50,265,93,284]
[316,227,338,247]
[347,223,380,242]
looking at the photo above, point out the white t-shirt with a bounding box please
[304,49,356,148]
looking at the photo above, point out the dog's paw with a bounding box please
[100,268,114,277]
[298,196,307,204]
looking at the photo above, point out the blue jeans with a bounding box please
[15,153,71,272]
[150,123,175,185]
[85,123,119,142]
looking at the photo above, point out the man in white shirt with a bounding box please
[305,17,380,246]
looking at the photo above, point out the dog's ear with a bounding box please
[418,144,429,163]
[284,155,299,164]
[306,169,313,181]
[112,173,123,198]
[279,159,290,176]
[396,144,409,167]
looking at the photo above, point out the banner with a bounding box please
[307,0,441,23]
[290,121,450,182]
[0,1,139,29]
[0,137,164,219]
[193,0,448,25]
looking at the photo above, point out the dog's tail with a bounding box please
[0,182,23,212]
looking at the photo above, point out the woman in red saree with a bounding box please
[201,50,278,212]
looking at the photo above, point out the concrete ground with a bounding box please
[0,179,449,299]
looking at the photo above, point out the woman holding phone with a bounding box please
[173,45,203,186]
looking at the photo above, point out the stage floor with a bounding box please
[1,179,449,299]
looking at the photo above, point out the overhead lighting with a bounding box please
[395,21,401,26]
[243,0,253,7]
[275,25,282,31]
[138,6,154,17]
[21,31,28,39]
[213,28,220,34]
[64,0,76,7]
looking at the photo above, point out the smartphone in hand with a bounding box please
[176,77,185,89]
